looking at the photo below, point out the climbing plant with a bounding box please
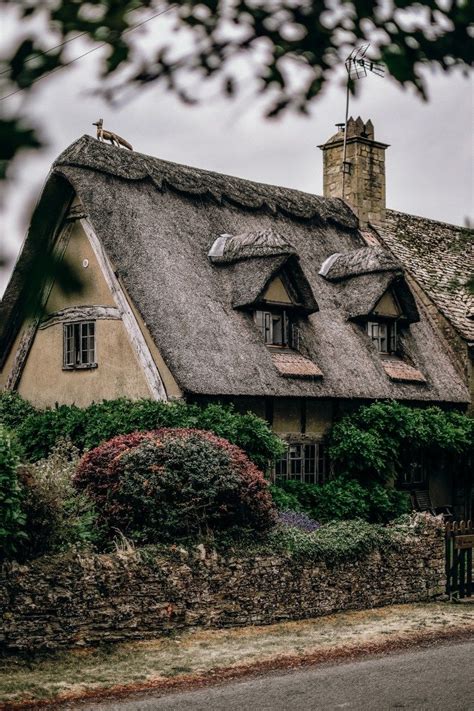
[329,401,474,485]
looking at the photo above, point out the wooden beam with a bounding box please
[80,218,168,401]
[39,305,120,330]
[5,223,73,391]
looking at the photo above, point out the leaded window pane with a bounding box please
[275,443,328,485]
[368,320,397,354]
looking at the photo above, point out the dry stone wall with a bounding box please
[1,521,445,653]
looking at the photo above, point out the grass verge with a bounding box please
[1,602,473,709]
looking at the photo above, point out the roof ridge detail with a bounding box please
[209,228,295,264]
[53,135,358,229]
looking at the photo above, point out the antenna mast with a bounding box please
[342,44,384,199]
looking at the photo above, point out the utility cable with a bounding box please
[0,4,177,101]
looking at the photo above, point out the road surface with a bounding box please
[68,638,474,710]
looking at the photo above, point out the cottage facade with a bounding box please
[1,123,471,515]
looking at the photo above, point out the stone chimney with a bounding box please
[319,117,389,225]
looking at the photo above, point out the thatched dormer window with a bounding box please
[367,289,402,355]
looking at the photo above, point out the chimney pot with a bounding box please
[319,118,388,226]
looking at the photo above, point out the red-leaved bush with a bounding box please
[73,428,276,542]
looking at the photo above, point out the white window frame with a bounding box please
[63,321,97,369]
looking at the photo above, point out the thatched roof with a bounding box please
[377,211,474,343]
[0,135,469,404]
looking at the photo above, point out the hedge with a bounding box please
[0,393,285,470]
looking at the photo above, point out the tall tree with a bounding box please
[1,0,473,178]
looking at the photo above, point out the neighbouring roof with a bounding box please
[377,211,474,343]
[0,135,469,404]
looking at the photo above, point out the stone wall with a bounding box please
[0,519,445,653]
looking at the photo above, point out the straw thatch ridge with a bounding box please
[54,135,358,229]
[0,138,469,404]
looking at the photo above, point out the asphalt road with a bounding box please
[69,639,474,711]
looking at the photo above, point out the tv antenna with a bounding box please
[342,44,385,197]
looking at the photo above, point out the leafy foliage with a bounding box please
[17,438,99,560]
[73,428,277,542]
[268,519,396,563]
[0,391,36,431]
[2,1,473,177]
[269,483,302,513]
[1,393,285,470]
[272,477,410,524]
[329,401,474,484]
[0,426,27,559]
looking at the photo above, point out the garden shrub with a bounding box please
[366,482,411,523]
[0,426,27,559]
[73,428,276,542]
[329,401,474,484]
[2,393,285,470]
[17,438,99,559]
[268,518,395,563]
[269,484,302,512]
[271,477,410,524]
[0,391,36,431]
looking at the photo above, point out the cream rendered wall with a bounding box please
[18,320,151,408]
[8,217,181,406]
[273,398,302,434]
[306,400,334,436]
[273,399,333,437]
[121,281,182,400]
[262,277,292,304]
[0,326,25,390]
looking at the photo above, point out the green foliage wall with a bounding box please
[271,477,410,524]
[329,401,473,485]
[0,393,285,470]
[0,426,26,559]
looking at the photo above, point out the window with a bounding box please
[367,320,398,355]
[255,309,297,348]
[275,443,327,485]
[63,321,96,369]
[400,454,427,487]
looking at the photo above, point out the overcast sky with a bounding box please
[1,9,473,296]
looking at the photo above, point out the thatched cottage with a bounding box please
[1,120,471,514]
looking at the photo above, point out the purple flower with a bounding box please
[278,510,321,532]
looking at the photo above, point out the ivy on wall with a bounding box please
[329,401,474,485]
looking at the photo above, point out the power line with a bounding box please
[0,4,177,102]
[0,32,90,78]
